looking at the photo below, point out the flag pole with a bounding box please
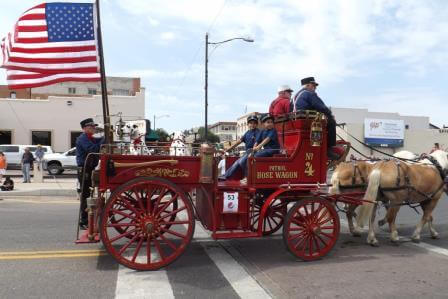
[95,0,111,146]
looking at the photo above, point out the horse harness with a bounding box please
[338,161,368,190]
[379,156,447,211]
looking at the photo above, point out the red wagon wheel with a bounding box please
[251,198,288,235]
[100,177,195,270]
[283,198,340,261]
[108,190,178,238]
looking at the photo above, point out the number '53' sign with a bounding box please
[223,192,239,213]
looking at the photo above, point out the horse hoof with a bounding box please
[369,241,379,247]
[378,219,386,227]
[352,232,361,237]
[411,238,420,244]
[390,239,400,246]
[431,234,440,240]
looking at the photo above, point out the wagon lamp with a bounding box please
[153,114,170,130]
[204,33,254,141]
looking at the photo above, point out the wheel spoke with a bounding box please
[155,194,179,217]
[320,231,335,240]
[131,238,144,263]
[107,223,137,228]
[132,187,147,213]
[159,233,177,251]
[160,228,187,239]
[117,195,141,217]
[266,216,274,231]
[161,220,190,225]
[291,217,305,227]
[320,225,335,230]
[153,188,171,213]
[270,215,280,226]
[110,228,138,243]
[313,235,321,252]
[146,236,151,264]
[316,234,329,247]
[110,209,137,221]
[118,233,140,255]
[153,238,166,259]
[288,230,307,242]
[316,208,329,224]
[311,204,324,222]
[159,206,186,220]
[293,235,307,251]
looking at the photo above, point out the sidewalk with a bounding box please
[0,178,78,197]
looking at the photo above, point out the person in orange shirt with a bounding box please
[0,152,7,183]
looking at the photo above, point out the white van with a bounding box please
[0,144,54,168]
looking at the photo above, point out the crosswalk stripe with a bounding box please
[195,224,272,298]
[115,264,174,299]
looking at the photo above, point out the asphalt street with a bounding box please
[1,195,448,298]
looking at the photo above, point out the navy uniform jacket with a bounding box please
[76,133,104,168]
[256,128,280,149]
[240,129,260,151]
[292,88,332,117]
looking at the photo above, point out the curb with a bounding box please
[0,189,77,197]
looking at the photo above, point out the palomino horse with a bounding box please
[329,151,418,237]
[359,150,448,246]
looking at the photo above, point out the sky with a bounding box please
[1,0,448,132]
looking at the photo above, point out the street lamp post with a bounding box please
[204,33,254,141]
[153,114,170,130]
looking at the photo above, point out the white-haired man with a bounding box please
[269,85,293,117]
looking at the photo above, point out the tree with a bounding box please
[155,128,170,142]
[196,127,220,143]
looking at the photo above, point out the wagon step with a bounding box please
[212,231,259,239]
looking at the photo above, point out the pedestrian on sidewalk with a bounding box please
[34,144,45,171]
[0,152,6,183]
[21,147,34,183]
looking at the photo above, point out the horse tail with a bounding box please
[356,168,381,228]
[329,171,340,195]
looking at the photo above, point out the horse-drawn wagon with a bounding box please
[76,111,374,270]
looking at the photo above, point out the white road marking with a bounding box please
[195,224,272,299]
[115,265,174,299]
[409,241,448,257]
[115,253,173,299]
[340,215,448,259]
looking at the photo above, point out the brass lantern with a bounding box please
[310,113,323,147]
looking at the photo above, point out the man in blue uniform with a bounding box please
[219,114,260,180]
[76,118,104,229]
[292,76,338,159]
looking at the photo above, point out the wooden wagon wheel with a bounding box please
[283,198,340,261]
[251,198,288,235]
[100,177,195,270]
[108,189,178,238]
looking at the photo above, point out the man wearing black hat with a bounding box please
[291,77,338,160]
[76,118,104,229]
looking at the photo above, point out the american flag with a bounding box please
[1,2,101,89]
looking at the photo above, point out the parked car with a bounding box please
[43,147,77,175]
[0,144,54,168]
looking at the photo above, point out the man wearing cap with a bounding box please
[76,118,104,229]
[269,85,293,117]
[219,114,260,181]
[292,77,338,160]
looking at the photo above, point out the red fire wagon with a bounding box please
[76,111,364,270]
